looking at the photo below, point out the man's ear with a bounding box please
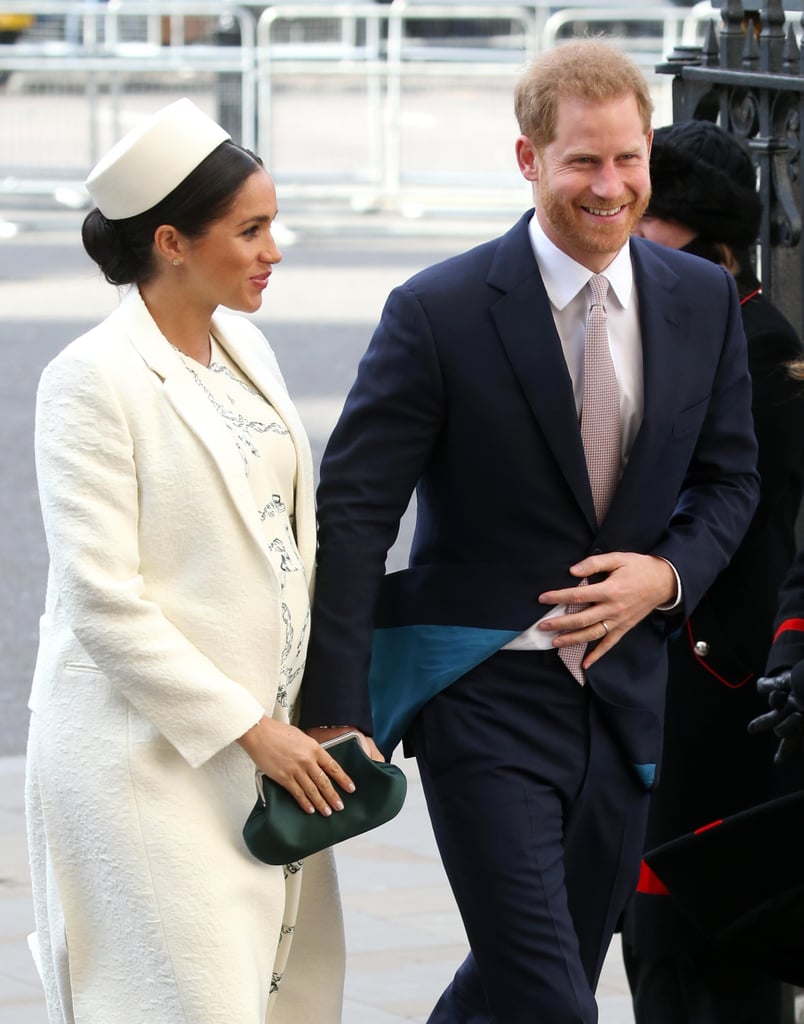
[516,134,540,182]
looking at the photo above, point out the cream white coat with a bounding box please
[26,287,344,1024]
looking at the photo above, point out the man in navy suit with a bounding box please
[301,39,760,1024]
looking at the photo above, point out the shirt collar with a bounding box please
[527,212,634,311]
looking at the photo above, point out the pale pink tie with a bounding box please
[560,274,622,683]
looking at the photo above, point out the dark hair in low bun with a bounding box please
[81,207,152,286]
[82,140,264,286]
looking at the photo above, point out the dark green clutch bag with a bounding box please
[242,733,407,865]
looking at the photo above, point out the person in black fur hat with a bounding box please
[622,119,804,1024]
[643,119,763,260]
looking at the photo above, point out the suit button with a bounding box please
[694,640,710,657]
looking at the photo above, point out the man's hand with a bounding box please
[537,552,677,669]
[748,665,804,762]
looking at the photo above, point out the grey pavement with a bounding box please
[0,203,640,1022]
[0,753,637,1023]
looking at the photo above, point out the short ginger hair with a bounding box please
[514,39,654,150]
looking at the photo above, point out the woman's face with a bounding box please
[633,213,696,251]
[180,168,282,314]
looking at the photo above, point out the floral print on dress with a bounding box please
[172,336,311,1001]
[173,347,288,474]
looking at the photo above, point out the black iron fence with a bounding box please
[659,0,804,336]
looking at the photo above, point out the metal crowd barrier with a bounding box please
[0,0,734,216]
[0,0,257,207]
[254,3,537,209]
[542,5,693,61]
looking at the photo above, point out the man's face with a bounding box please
[518,94,652,271]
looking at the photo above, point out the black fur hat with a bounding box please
[648,120,762,249]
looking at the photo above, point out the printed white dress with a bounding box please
[173,335,312,715]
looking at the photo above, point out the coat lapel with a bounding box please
[488,213,597,529]
[211,312,317,579]
[113,288,313,577]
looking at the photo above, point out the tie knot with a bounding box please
[588,274,609,308]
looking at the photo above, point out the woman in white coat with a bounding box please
[26,98,360,1024]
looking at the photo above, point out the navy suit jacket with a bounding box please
[300,211,760,786]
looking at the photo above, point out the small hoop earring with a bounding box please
[172,258,181,266]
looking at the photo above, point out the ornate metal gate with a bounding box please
[659,0,804,336]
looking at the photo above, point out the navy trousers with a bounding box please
[408,650,650,1024]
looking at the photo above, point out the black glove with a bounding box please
[749,664,804,762]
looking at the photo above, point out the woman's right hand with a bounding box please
[237,716,355,816]
[306,725,385,762]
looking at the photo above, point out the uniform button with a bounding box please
[694,640,710,657]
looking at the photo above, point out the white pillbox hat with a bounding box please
[85,98,230,220]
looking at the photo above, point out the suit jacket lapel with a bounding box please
[488,213,597,529]
[488,221,693,538]
[600,238,688,538]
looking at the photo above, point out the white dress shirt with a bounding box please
[530,217,644,458]
[503,214,677,652]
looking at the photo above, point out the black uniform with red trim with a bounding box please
[766,549,804,676]
[621,271,804,1024]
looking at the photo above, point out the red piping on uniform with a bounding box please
[636,860,669,895]
[694,818,723,834]
[685,619,754,689]
[773,618,804,644]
